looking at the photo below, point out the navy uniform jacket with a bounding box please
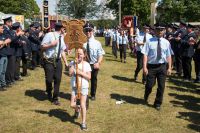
[181,32,196,57]
[14,35,25,57]
[28,29,41,51]
[3,26,19,56]
[173,28,187,55]
[0,33,8,57]
[193,40,200,60]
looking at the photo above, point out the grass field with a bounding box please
[0,37,199,133]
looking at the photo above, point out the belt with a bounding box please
[147,63,166,67]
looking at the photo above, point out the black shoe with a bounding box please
[154,104,161,111]
[47,93,52,101]
[5,84,12,88]
[194,79,200,83]
[16,78,23,81]
[52,100,60,106]
[91,96,96,101]
[144,94,148,104]
[81,123,88,131]
[124,60,126,63]
[142,80,146,85]
[134,75,137,81]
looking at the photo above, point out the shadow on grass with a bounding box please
[59,92,71,100]
[168,86,200,95]
[35,109,80,126]
[110,93,145,105]
[106,58,121,62]
[177,112,200,132]
[25,89,47,101]
[169,93,200,132]
[169,93,200,112]
[168,78,200,90]
[112,75,134,82]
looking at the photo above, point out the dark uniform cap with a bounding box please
[83,22,94,30]
[12,22,21,30]
[167,23,174,28]
[55,22,63,28]
[173,24,179,30]
[187,24,195,29]
[30,23,34,27]
[154,22,165,29]
[33,22,41,28]
[2,16,12,22]
[180,20,187,26]
[143,24,150,29]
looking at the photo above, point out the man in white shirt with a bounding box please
[41,22,68,105]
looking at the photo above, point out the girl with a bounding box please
[69,48,91,130]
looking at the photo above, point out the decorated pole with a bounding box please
[43,0,50,31]
[63,20,87,100]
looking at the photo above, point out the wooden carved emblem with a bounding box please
[63,19,87,50]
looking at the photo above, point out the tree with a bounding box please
[106,0,152,25]
[157,0,200,23]
[0,0,40,19]
[58,0,100,19]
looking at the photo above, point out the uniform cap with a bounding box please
[83,22,94,30]
[154,22,165,29]
[173,24,179,30]
[33,22,41,28]
[187,24,195,29]
[180,20,187,26]
[2,16,12,22]
[143,24,150,29]
[12,22,21,30]
[55,22,63,28]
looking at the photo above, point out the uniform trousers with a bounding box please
[0,57,8,87]
[182,56,192,79]
[31,51,37,69]
[105,37,111,46]
[5,55,16,84]
[21,55,28,76]
[43,59,62,101]
[145,63,166,105]
[90,64,99,97]
[119,45,127,60]
[175,53,182,76]
[15,57,22,80]
[112,41,117,58]
[194,57,200,80]
[134,51,146,81]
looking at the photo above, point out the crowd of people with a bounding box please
[108,20,200,110]
[0,16,46,91]
[1,15,200,130]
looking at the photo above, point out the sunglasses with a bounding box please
[84,29,92,32]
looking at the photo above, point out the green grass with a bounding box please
[0,37,199,133]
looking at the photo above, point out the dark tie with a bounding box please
[87,41,91,61]
[143,33,146,43]
[57,35,62,60]
[122,36,124,44]
[157,38,162,60]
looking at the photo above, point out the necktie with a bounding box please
[122,36,124,44]
[157,38,162,60]
[87,41,91,61]
[57,35,62,60]
[143,33,146,43]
